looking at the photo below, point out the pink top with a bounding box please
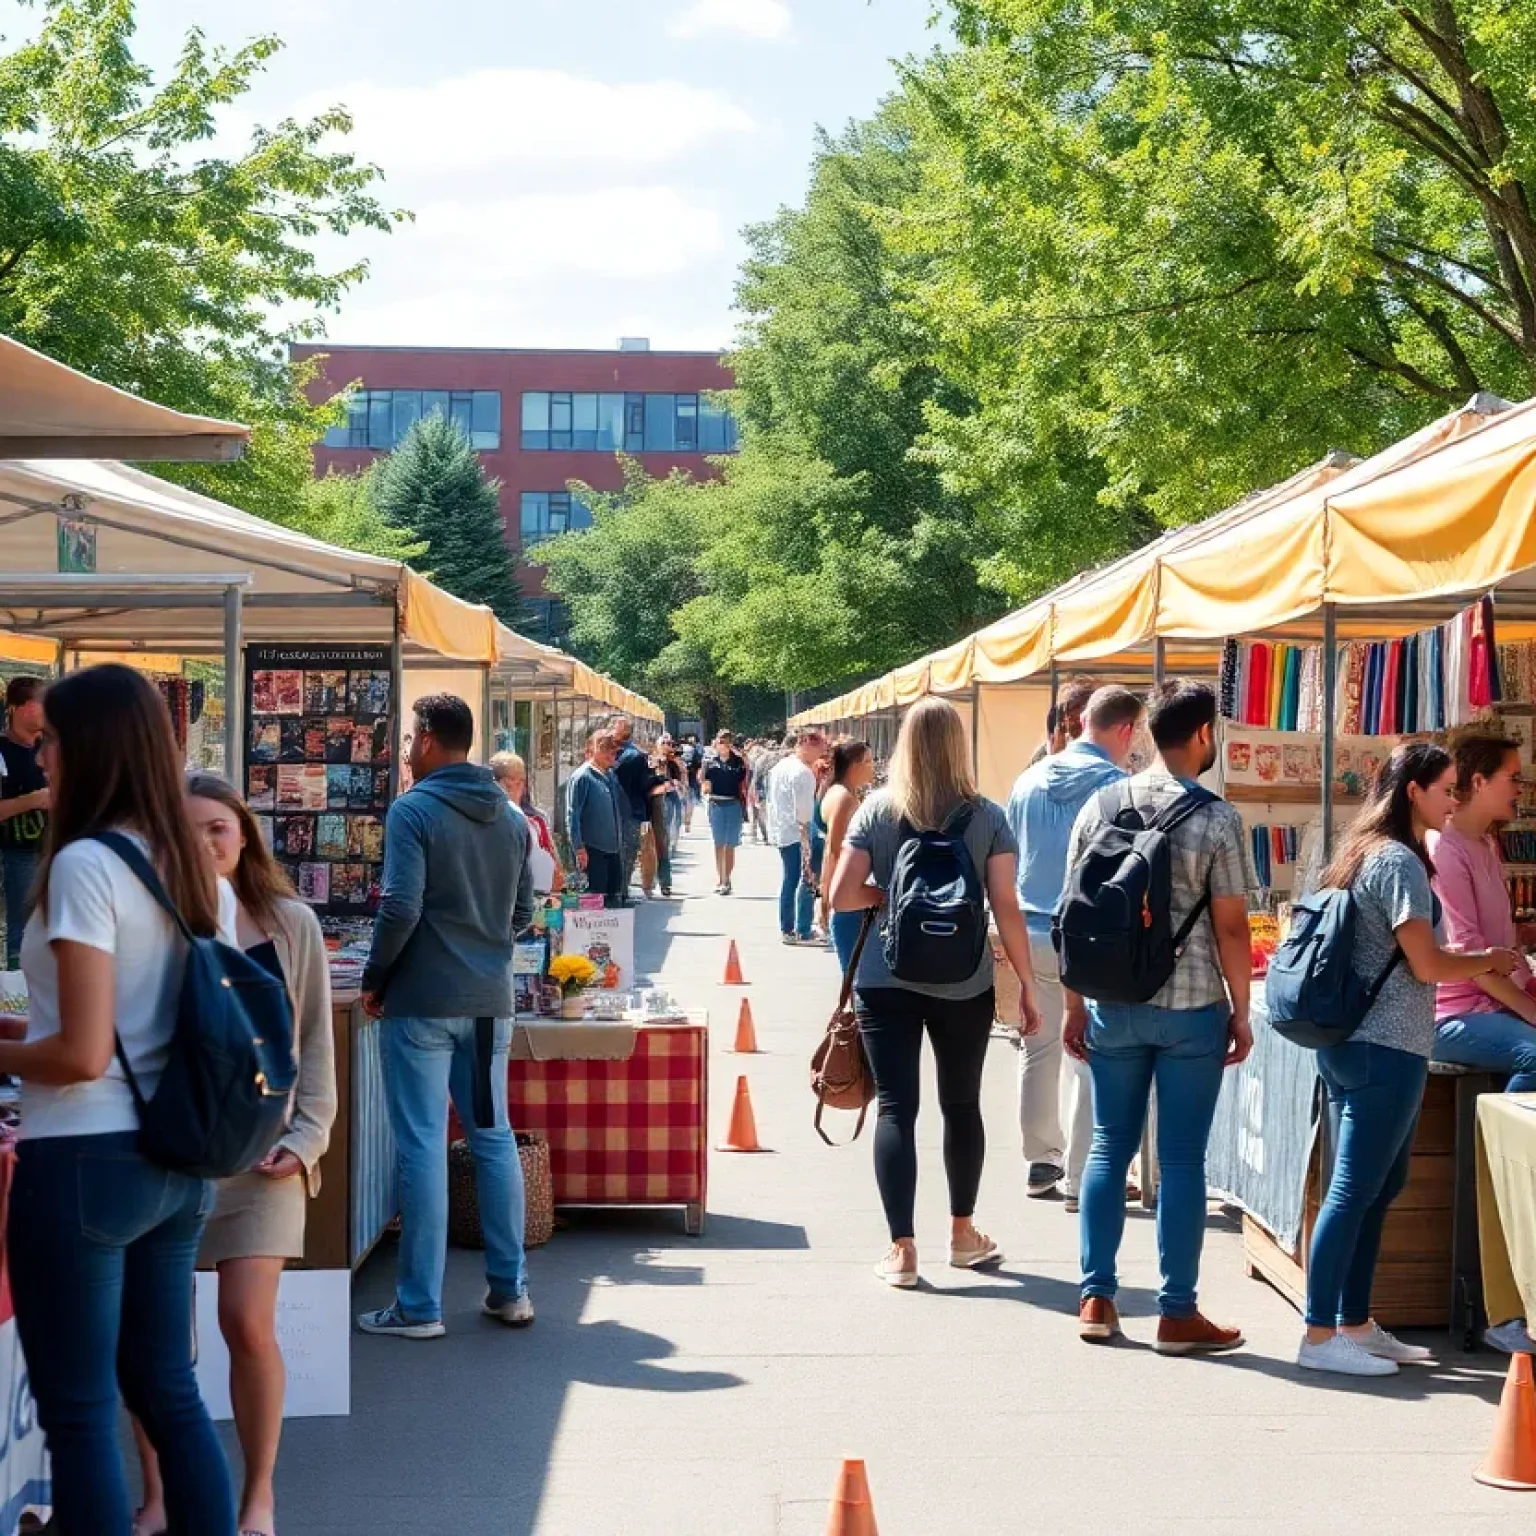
[1429,826,1535,1021]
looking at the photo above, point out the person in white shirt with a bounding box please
[0,664,236,1534]
[768,730,827,945]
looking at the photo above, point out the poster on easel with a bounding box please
[243,644,394,930]
[560,907,635,993]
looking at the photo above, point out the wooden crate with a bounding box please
[1243,1071,1455,1328]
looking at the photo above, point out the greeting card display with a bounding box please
[245,645,394,917]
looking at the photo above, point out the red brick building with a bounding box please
[293,341,737,643]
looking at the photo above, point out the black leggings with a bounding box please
[855,986,995,1241]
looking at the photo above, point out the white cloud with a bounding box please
[412,187,726,278]
[282,68,755,171]
[669,0,793,41]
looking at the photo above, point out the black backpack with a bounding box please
[1265,887,1404,1049]
[1052,783,1217,1004]
[882,804,988,986]
[95,833,298,1180]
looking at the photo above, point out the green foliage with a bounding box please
[0,0,406,524]
[371,412,525,626]
[290,468,428,564]
[902,0,1536,530]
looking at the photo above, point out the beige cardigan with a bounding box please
[265,897,338,1197]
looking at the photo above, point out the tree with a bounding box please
[371,413,525,625]
[0,0,405,524]
[537,464,729,722]
[292,469,427,564]
[896,0,1536,532]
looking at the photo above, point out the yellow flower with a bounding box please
[548,954,599,995]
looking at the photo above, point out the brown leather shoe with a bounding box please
[1079,1296,1121,1342]
[1154,1312,1245,1355]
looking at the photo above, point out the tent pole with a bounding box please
[970,684,981,778]
[1321,603,1338,861]
[222,582,243,778]
[389,602,404,801]
[1154,637,1166,688]
[479,663,492,766]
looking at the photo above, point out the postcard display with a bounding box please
[244,646,394,935]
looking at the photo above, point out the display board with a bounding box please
[244,644,394,919]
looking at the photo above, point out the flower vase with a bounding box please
[560,992,587,1021]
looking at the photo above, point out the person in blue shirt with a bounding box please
[1005,685,1143,1206]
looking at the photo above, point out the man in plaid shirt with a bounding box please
[1062,679,1254,1356]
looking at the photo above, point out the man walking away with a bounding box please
[610,716,657,905]
[358,694,535,1339]
[1065,679,1253,1354]
[569,731,624,907]
[0,677,49,968]
[768,731,826,945]
[1007,685,1142,1207]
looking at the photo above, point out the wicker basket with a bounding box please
[448,1133,555,1249]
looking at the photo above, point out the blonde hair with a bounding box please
[489,750,525,784]
[886,697,977,830]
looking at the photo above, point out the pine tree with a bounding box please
[371,412,527,627]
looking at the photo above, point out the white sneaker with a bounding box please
[1297,1333,1399,1377]
[1485,1318,1536,1355]
[483,1290,535,1327]
[875,1246,918,1289]
[1353,1320,1434,1364]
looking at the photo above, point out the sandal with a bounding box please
[949,1226,1002,1268]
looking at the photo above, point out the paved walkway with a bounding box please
[271,822,1525,1535]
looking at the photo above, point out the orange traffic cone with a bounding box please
[731,997,760,1054]
[1475,1352,1536,1489]
[826,1456,879,1535]
[717,1075,768,1152]
[723,939,747,985]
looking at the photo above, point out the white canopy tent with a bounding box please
[0,336,249,461]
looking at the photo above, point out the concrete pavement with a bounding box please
[269,821,1526,1535]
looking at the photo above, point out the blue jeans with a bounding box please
[1081,999,1230,1318]
[1305,1040,1427,1328]
[778,843,814,939]
[2,845,37,968]
[382,1017,527,1321]
[7,1132,233,1534]
[1433,1010,1536,1093]
[663,792,683,852]
[831,910,865,974]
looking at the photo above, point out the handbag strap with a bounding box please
[836,909,877,1013]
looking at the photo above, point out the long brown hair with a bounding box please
[1321,740,1451,889]
[185,772,295,931]
[887,698,977,831]
[39,665,218,934]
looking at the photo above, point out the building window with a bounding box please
[518,392,736,452]
[520,490,594,549]
[323,390,502,451]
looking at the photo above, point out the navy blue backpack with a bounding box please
[882,805,988,986]
[95,833,297,1179]
[1264,887,1402,1049]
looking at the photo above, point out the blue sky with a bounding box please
[9,0,946,351]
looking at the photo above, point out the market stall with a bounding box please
[799,389,1536,1330]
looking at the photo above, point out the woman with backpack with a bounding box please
[131,773,336,1536]
[1301,741,1518,1378]
[819,740,877,972]
[0,666,237,1532]
[828,697,1043,1288]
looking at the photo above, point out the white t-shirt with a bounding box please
[767,757,816,849]
[18,834,235,1141]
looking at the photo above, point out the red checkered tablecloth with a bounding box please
[508,1024,707,1220]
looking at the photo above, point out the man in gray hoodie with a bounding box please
[358,693,536,1340]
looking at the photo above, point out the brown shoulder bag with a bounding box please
[810,910,877,1145]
